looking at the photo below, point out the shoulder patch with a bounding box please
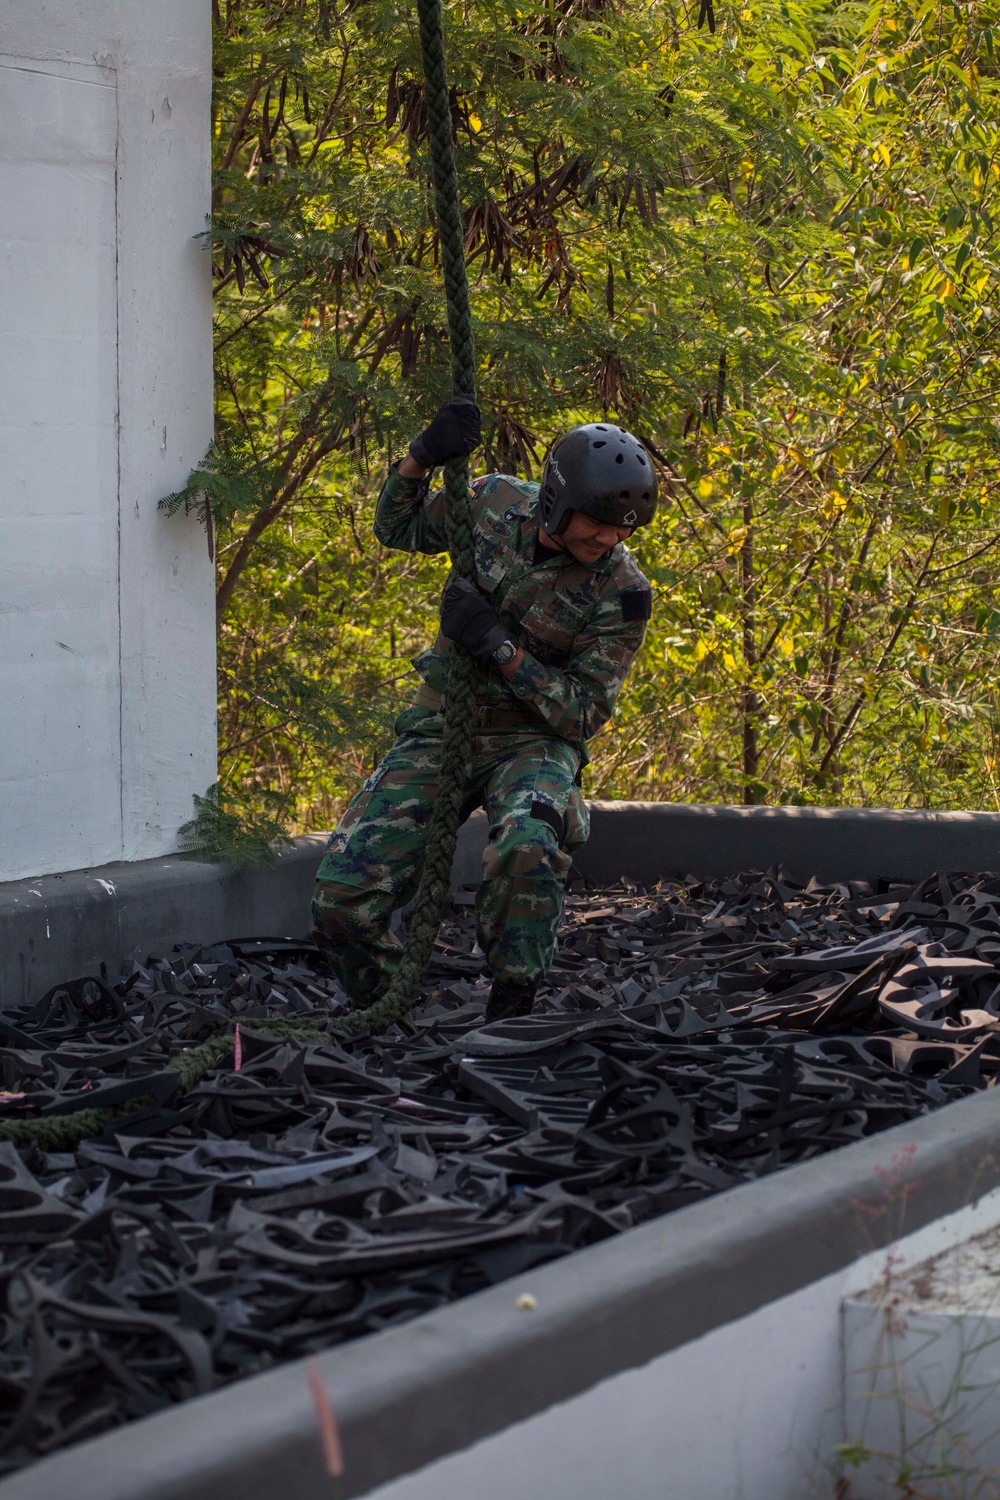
[608,543,650,590]
[620,587,652,623]
[471,474,538,519]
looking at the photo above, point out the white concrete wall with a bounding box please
[0,2,214,881]
[363,1189,1000,1500]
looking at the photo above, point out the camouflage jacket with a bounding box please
[374,465,652,745]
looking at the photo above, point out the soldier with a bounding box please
[311,399,657,1023]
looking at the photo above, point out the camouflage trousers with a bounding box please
[311,705,589,1004]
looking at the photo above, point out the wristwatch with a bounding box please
[491,639,518,666]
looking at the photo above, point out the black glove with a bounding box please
[409,397,482,469]
[441,578,514,663]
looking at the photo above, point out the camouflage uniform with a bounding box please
[311,467,652,1003]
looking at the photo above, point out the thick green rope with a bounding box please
[334,0,479,1038]
[0,1020,331,1153]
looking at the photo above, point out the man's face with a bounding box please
[555,510,633,564]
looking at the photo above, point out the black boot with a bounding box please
[484,977,538,1025]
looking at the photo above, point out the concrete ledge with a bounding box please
[0,837,331,1010]
[576,801,1000,887]
[3,1084,1000,1500]
[0,822,499,1009]
[7,802,1000,1008]
[430,802,1000,892]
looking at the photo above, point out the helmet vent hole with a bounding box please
[595,424,608,431]
[637,454,646,466]
[642,491,650,500]
[620,490,630,498]
[593,440,607,448]
[615,452,624,464]
[545,485,556,497]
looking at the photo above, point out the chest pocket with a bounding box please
[472,479,534,593]
[516,593,592,668]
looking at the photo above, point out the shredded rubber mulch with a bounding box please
[3,866,1000,1472]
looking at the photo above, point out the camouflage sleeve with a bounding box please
[372,463,450,555]
[505,590,649,742]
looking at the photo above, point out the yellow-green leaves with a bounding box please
[201,0,1000,818]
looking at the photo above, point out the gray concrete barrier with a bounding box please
[3,1086,1000,1500]
[0,836,331,1010]
[6,802,1000,1008]
[576,800,1000,887]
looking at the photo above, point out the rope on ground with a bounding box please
[334,0,478,1038]
[0,1019,331,1152]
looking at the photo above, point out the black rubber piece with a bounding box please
[5,868,1000,1474]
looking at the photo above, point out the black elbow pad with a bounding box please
[620,588,652,623]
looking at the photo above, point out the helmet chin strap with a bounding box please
[537,521,568,552]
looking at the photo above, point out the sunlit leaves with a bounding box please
[198,0,1000,824]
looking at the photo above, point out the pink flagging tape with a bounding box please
[306,1356,345,1478]
[233,1024,242,1073]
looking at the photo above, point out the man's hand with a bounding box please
[409,398,482,470]
[441,577,514,664]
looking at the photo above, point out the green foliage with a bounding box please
[171,0,1000,825]
[178,782,294,867]
[160,439,278,532]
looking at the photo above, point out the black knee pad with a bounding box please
[529,800,564,844]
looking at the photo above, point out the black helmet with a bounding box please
[539,423,658,536]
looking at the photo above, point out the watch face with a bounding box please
[493,640,517,664]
